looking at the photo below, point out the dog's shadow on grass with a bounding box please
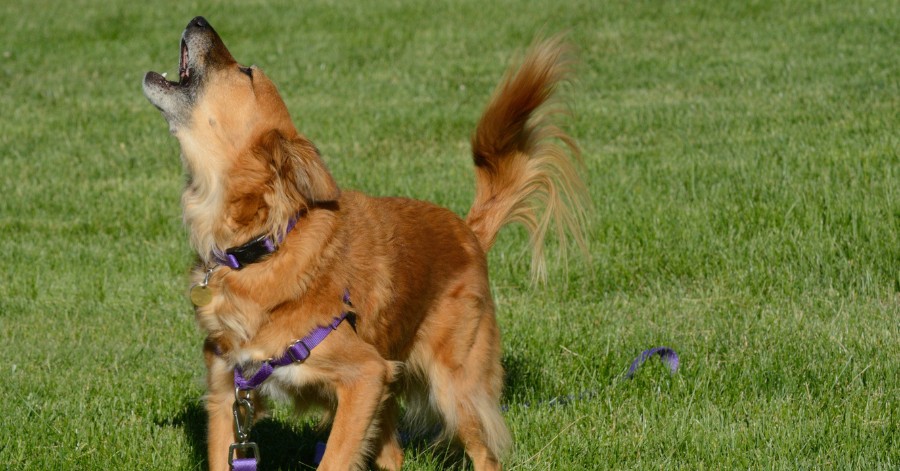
[163,353,535,470]
[164,399,324,470]
[165,400,470,470]
[501,351,540,403]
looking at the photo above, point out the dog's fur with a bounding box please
[143,17,588,471]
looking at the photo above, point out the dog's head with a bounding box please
[143,17,338,251]
[143,17,298,145]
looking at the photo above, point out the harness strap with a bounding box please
[234,312,350,390]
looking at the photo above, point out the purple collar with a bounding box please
[212,215,302,270]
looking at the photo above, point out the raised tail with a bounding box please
[465,36,590,281]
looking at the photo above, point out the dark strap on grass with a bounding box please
[625,347,679,378]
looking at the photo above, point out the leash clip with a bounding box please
[232,388,254,442]
[229,388,259,470]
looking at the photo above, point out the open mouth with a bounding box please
[179,38,190,83]
[143,16,219,119]
[145,37,191,90]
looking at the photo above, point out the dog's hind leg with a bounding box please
[372,396,404,470]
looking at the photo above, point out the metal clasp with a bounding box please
[232,388,254,443]
[229,388,259,469]
[201,266,213,287]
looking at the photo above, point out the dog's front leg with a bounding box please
[204,344,237,471]
[317,356,394,471]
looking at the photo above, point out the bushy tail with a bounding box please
[466,36,590,281]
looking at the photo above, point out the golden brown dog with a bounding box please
[143,16,587,471]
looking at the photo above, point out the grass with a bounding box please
[1,0,898,469]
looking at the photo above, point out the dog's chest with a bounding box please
[258,365,317,401]
[234,349,323,401]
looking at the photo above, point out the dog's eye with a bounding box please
[239,66,253,79]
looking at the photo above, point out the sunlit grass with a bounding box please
[1,0,897,469]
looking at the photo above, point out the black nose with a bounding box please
[188,16,209,29]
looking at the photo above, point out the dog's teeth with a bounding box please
[162,72,168,78]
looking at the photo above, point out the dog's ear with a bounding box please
[283,136,341,204]
[259,131,340,205]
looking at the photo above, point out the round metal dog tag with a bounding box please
[190,284,213,306]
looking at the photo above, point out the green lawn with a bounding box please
[1,0,898,469]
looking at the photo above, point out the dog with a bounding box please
[143,16,588,471]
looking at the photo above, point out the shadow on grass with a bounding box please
[158,354,537,470]
[162,400,473,470]
[161,399,325,470]
[501,350,540,403]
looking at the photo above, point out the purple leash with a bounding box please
[312,345,680,463]
[625,347,679,379]
[498,347,681,412]
[231,456,259,471]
